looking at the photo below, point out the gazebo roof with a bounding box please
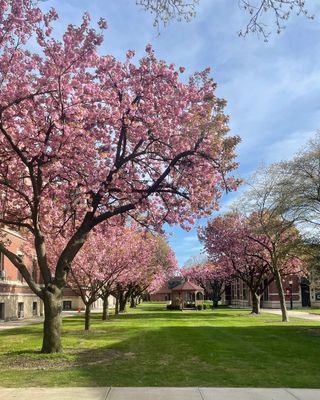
[171,281,204,292]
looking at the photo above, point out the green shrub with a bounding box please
[166,304,181,311]
[197,304,203,311]
[203,304,207,310]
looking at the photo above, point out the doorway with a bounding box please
[301,280,311,307]
[18,302,24,318]
[0,303,4,320]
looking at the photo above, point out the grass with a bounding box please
[0,302,320,388]
[293,308,320,315]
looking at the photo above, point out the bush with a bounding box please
[197,304,203,311]
[203,304,207,310]
[166,304,181,311]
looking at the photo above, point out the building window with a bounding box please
[0,253,5,280]
[242,284,247,300]
[236,281,240,300]
[231,282,236,300]
[263,279,269,301]
[63,301,72,310]
[32,302,38,316]
[0,303,4,320]
[16,252,24,282]
[18,302,24,318]
[32,258,38,282]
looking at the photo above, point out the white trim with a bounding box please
[0,293,39,298]
[0,227,25,240]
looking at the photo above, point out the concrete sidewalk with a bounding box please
[262,309,320,322]
[0,311,78,331]
[0,387,319,400]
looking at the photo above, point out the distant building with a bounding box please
[225,275,310,309]
[61,287,115,311]
[149,276,183,301]
[151,274,317,309]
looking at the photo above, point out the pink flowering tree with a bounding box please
[200,212,303,317]
[183,257,233,307]
[112,234,177,313]
[0,1,239,352]
[67,225,141,330]
[199,213,272,314]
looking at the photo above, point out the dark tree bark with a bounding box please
[41,286,63,353]
[130,295,136,308]
[119,291,127,313]
[102,294,109,321]
[84,303,91,331]
[212,298,218,307]
[115,296,119,316]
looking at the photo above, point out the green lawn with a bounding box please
[293,308,320,315]
[0,303,320,388]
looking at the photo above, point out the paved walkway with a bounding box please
[0,317,44,331]
[0,387,319,400]
[0,311,80,331]
[262,309,320,322]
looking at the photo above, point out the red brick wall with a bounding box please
[1,228,36,289]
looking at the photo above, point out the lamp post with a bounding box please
[289,280,293,310]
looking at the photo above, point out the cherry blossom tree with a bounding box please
[67,225,141,330]
[112,234,177,313]
[200,212,273,314]
[0,1,239,352]
[129,235,177,308]
[201,211,304,317]
[183,255,233,307]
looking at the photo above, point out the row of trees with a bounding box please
[64,224,177,331]
[185,135,320,321]
[0,0,239,353]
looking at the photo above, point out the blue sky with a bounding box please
[42,0,320,266]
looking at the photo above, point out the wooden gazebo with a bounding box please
[171,281,204,309]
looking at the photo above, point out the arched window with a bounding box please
[196,292,203,300]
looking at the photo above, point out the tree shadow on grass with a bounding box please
[110,311,254,321]
[1,316,320,388]
[71,323,320,388]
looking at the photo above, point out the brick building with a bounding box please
[0,227,43,321]
[0,227,115,320]
[151,274,319,310]
[223,275,314,309]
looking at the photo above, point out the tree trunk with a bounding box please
[84,303,91,331]
[212,298,218,307]
[119,291,127,313]
[115,296,119,316]
[102,294,109,321]
[251,291,261,314]
[130,295,136,308]
[41,286,63,353]
[274,267,289,322]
